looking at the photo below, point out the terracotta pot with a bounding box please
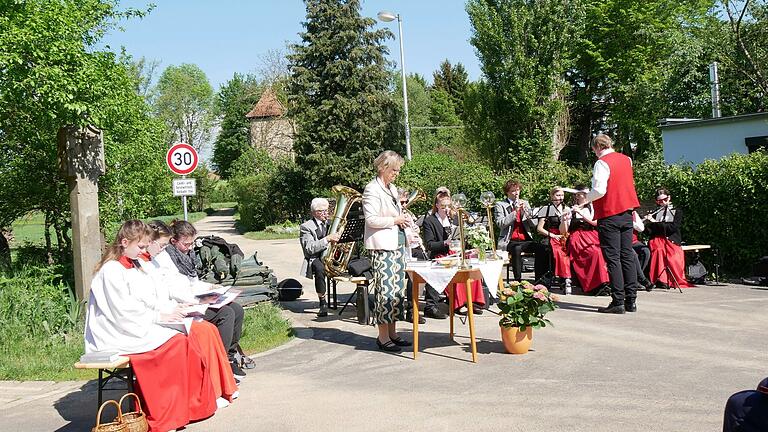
[500,325,533,354]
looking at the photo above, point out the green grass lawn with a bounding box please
[0,302,293,381]
[9,210,210,249]
[243,231,297,240]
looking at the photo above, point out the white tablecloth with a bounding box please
[406,260,504,298]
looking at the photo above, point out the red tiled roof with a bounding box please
[246,88,285,118]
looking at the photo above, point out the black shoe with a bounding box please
[592,284,611,297]
[641,279,654,292]
[376,338,401,352]
[317,300,328,318]
[406,312,426,324]
[230,360,247,379]
[424,307,447,320]
[656,281,670,290]
[598,302,626,314]
[472,304,484,315]
[454,307,467,316]
[390,336,412,347]
[625,301,637,312]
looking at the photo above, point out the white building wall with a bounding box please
[662,117,768,165]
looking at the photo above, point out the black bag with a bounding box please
[347,257,372,279]
[276,278,303,301]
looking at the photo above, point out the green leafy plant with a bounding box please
[497,280,558,330]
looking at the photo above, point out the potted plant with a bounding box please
[465,225,493,261]
[497,281,558,354]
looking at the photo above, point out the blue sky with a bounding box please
[102,0,483,90]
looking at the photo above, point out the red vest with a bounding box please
[593,152,640,220]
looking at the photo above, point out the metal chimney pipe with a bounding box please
[709,62,721,118]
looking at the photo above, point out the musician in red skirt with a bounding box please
[535,187,572,293]
[644,188,694,289]
[562,186,610,295]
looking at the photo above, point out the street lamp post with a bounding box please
[377,10,412,160]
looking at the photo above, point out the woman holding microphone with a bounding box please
[363,150,411,352]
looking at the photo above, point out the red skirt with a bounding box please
[190,320,238,401]
[128,334,217,432]
[548,229,571,278]
[450,279,485,310]
[567,229,609,292]
[648,237,694,288]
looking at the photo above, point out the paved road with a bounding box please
[1,210,766,431]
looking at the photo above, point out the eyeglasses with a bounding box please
[315,209,329,214]
[173,239,194,247]
[152,240,169,250]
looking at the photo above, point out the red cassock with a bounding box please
[648,237,694,288]
[547,228,571,279]
[567,229,609,292]
[189,320,239,401]
[449,279,485,310]
[128,334,217,432]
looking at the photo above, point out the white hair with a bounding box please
[310,198,330,212]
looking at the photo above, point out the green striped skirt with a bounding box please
[370,231,407,324]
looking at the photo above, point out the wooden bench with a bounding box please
[74,356,133,409]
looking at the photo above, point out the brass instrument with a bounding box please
[402,189,428,254]
[322,185,362,277]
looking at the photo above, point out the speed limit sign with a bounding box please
[166,143,198,175]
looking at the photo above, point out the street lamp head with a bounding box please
[377,10,397,22]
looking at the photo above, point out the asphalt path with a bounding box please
[1,210,765,431]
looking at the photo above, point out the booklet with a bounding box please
[181,304,208,316]
[158,317,194,334]
[207,289,241,310]
[79,351,121,363]
[194,285,230,299]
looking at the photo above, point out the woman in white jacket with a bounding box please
[363,150,411,352]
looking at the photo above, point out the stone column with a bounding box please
[57,126,105,301]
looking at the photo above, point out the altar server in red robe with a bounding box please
[85,220,216,432]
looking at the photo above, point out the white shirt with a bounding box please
[585,148,613,203]
[152,249,213,304]
[84,260,179,355]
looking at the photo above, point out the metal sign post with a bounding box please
[167,143,199,221]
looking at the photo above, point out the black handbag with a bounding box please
[347,257,372,278]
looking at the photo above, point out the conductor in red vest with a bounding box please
[577,134,640,313]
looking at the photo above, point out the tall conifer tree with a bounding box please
[288,0,400,192]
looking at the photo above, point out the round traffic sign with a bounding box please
[166,143,199,175]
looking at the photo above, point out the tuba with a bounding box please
[322,185,363,277]
[403,188,426,210]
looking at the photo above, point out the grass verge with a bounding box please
[0,302,293,381]
[239,302,294,354]
[243,231,297,240]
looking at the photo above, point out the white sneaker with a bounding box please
[216,397,231,409]
[231,390,240,400]
[564,279,572,295]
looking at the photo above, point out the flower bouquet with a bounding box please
[465,225,493,261]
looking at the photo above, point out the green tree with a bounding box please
[431,59,469,118]
[287,0,400,192]
[212,73,263,178]
[0,0,175,259]
[466,0,577,169]
[566,0,713,161]
[154,63,214,151]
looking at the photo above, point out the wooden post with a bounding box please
[57,126,105,301]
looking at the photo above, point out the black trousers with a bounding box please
[597,211,637,303]
[406,247,441,310]
[632,242,651,283]
[506,239,539,281]
[204,301,244,360]
[311,258,327,296]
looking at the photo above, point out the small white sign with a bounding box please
[173,179,197,196]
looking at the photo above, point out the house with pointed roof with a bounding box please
[246,88,294,159]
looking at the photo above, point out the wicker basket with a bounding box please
[92,400,127,432]
[118,393,149,432]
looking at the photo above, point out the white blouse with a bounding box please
[84,260,178,355]
[150,250,213,304]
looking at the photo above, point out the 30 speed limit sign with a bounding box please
[166,143,199,175]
